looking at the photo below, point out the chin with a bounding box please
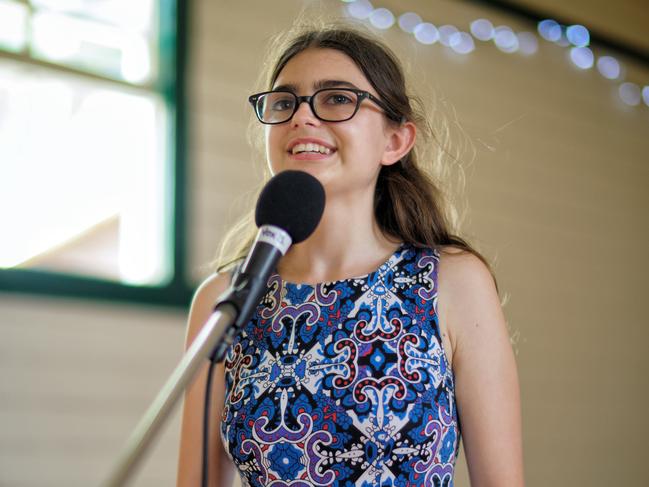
[280,160,330,177]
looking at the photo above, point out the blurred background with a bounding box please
[1,0,647,485]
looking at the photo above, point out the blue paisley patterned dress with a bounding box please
[221,244,460,487]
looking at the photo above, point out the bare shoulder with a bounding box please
[437,245,496,296]
[185,271,233,346]
[193,272,232,306]
[436,246,503,358]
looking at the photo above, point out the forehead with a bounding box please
[273,48,373,92]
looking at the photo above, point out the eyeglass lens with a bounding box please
[256,89,360,123]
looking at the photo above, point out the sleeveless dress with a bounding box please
[221,244,461,487]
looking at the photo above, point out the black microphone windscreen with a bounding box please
[255,170,325,244]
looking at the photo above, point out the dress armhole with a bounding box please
[432,246,455,373]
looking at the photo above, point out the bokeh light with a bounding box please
[470,19,494,41]
[596,56,621,80]
[538,19,561,42]
[619,82,641,106]
[398,12,422,33]
[347,0,373,20]
[438,25,459,47]
[369,8,394,29]
[341,3,649,112]
[413,22,439,45]
[450,32,475,54]
[566,25,590,47]
[569,47,594,69]
[494,26,519,53]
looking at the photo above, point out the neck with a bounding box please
[276,190,400,284]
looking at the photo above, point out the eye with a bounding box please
[322,91,355,105]
[270,96,295,111]
[263,92,295,112]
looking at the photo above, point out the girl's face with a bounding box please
[265,48,401,197]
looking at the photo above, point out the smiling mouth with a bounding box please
[289,143,334,155]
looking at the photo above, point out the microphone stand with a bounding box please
[101,169,324,485]
[101,301,237,487]
[101,238,284,486]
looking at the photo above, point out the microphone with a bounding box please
[101,171,324,487]
[210,169,325,362]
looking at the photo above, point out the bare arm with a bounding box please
[176,273,237,487]
[438,250,524,487]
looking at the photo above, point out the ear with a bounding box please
[381,121,417,166]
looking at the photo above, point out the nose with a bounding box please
[290,98,319,127]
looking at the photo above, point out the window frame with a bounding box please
[0,0,192,308]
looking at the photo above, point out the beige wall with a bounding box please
[0,294,186,486]
[1,0,648,485]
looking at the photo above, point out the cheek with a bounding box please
[339,120,386,162]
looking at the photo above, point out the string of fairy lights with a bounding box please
[340,0,649,110]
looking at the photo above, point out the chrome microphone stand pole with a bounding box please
[101,302,237,487]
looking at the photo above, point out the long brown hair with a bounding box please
[216,25,497,289]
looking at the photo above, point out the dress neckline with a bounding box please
[273,242,410,288]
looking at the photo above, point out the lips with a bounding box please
[290,142,332,155]
[287,138,336,156]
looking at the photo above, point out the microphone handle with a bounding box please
[210,225,291,363]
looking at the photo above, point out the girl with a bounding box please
[178,26,523,487]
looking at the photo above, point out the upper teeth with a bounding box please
[291,143,332,155]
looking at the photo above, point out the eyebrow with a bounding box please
[273,79,361,92]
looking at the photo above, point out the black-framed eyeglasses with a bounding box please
[248,88,402,124]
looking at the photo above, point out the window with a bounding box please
[0,0,190,306]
